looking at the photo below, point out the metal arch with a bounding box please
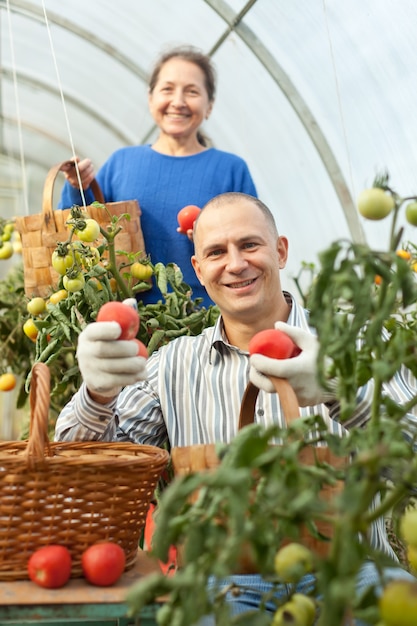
[1,67,134,146]
[0,0,149,83]
[203,0,366,244]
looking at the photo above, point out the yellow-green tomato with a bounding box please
[27,297,46,316]
[379,580,417,626]
[405,201,417,227]
[63,273,85,292]
[48,289,68,305]
[291,594,316,625]
[0,241,13,260]
[130,262,153,280]
[274,543,314,583]
[400,509,417,548]
[52,250,77,276]
[357,188,394,220]
[272,599,314,626]
[75,218,100,242]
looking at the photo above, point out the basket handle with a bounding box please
[238,377,299,430]
[25,362,52,464]
[42,161,105,232]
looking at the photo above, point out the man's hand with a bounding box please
[249,321,336,407]
[76,321,147,400]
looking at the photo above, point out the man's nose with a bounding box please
[226,249,248,272]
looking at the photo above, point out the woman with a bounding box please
[58,45,257,306]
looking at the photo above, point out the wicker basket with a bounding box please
[172,377,347,571]
[15,161,146,298]
[0,362,169,581]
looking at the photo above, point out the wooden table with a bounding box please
[0,550,162,625]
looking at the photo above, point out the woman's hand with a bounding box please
[60,157,95,190]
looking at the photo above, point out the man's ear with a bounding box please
[277,235,289,269]
[191,255,205,286]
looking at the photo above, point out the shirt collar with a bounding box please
[209,290,303,356]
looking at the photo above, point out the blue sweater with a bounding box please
[59,145,257,306]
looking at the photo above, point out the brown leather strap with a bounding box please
[238,377,300,430]
[42,161,105,230]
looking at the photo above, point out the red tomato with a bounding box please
[177,205,201,233]
[133,338,148,358]
[27,545,72,589]
[248,328,301,359]
[81,542,126,586]
[96,301,139,340]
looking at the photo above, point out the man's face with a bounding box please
[192,198,288,323]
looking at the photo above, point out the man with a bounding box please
[55,192,415,623]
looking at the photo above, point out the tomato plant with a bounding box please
[248,328,301,359]
[27,545,72,589]
[81,542,126,586]
[96,301,140,340]
[177,205,201,234]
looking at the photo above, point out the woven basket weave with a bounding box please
[172,377,347,571]
[15,161,146,298]
[0,362,169,581]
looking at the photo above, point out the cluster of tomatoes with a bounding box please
[27,541,126,589]
[0,220,22,260]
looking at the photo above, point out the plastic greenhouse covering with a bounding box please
[1,0,417,293]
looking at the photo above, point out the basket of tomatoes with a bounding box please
[0,362,169,581]
[14,161,147,298]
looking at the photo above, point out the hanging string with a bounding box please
[5,0,30,216]
[322,0,356,199]
[40,0,87,208]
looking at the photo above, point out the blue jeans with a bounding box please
[197,561,415,625]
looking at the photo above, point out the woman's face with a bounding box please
[148,58,213,141]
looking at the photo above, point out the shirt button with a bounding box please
[257,409,264,417]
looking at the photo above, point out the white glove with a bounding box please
[76,321,147,398]
[249,321,336,407]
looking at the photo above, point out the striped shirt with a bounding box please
[54,292,417,559]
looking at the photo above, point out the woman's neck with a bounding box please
[151,134,207,156]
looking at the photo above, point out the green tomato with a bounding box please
[357,188,394,220]
[400,509,417,547]
[405,201,417,227]
[274,543,314,583]
[379,580,417,626]
[130,261,153,280]
[63,273,85,292]
[27,297,46,316]
[75,218,100,242]
[272,600,313,626]
[52,250,79,275]
[0,241,13,260]
[292,594,316,625]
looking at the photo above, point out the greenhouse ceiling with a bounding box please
[1,0,416,293]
